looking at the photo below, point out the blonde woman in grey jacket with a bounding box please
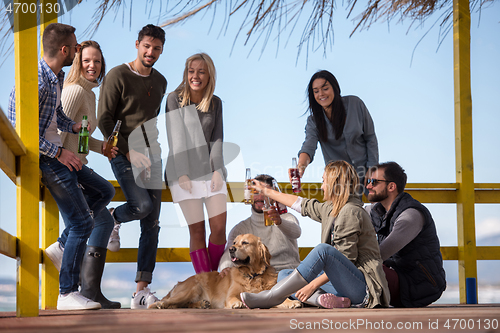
[241,160,389,309]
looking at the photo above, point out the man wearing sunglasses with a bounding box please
[365,162,446,307]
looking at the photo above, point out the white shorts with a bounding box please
[170,179,228,203]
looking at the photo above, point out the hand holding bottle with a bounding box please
[73,119,91,133]
[266,203,282,226]
[127,149,151,169]
[104,120,122,157]
[102,141,118,159]
[77,115,90,154]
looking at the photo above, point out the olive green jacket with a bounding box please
[301,195,390,308]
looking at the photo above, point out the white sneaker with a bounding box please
[107,208,121,252]
[131,287,159,309]
[45,241,64,271]
[57,291,101,310]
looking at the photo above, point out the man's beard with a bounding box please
[141,58,155,68]
[63,53,74,67]
[367,189,388,203]
[252,201,264,214]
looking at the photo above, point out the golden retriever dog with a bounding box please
[149,234,301,309]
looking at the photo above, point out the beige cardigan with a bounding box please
[60,75,104,164]
[301,195,390,308]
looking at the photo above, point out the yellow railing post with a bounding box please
[453,0,477,303]
[39,0,59,311]
[14,0,40,317]
[41,188,60,309]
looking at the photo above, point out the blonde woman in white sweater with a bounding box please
[56,40,120,309]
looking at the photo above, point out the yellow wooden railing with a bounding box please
[1,0,497,318]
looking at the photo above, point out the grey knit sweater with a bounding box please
[218,209,301,272]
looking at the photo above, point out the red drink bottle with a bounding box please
[291,158,301,193]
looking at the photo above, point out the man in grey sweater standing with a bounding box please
[218,174,301,273]
[98,24,167,309]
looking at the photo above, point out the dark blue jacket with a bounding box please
[371,192,446,307]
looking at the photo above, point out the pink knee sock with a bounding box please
[190,248,211,274]
[208,241,226,272]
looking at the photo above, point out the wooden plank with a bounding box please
[14,0,40,317]
[0,134,17,183]
[0,105,27,157]
[477,246,500,261]
[0,105,27,183]
[107,181,500,204]
[453,0,477,304]
[106,248,191,263]
[41,188,59,310]
[0,228,17,259]
[441,246,459,260]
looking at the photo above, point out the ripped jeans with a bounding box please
[40,155,111,294]
[111,154,162,284]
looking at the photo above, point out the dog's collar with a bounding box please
[244,272,260,280]
[244,265,269,280]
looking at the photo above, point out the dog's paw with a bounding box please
[148,301,164,309]
[276,298,302,309]
[230,301,245,309]
[200,300,211,309]
[288,300,303,309]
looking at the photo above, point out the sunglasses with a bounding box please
[366,178,392,186]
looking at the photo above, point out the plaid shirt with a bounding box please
[8,59,75,158]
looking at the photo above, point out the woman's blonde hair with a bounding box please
[64,40,105,86]
[175,53,216,112]
[322,160,359,217]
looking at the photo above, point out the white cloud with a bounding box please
[476,217,500,240]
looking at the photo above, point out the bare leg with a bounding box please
[206,194,227,245]
[206,194,227,270]
[178,199,206,251]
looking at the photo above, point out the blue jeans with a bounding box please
[278,243,367,305]
[40,155,112,294]
[111,154,162,284]
[58,167,115,249]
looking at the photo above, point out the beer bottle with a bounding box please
[272,179,288,214]
[263,196,275,227]
[143,147,151,182]
[77,115,89,154]
[104,120,122,157]
[244,168,253,204]
[291,157,302,193]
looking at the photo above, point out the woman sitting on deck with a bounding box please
[240,160,390,309]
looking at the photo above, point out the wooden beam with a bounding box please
[0,106,27,183]
[14,0,40,317]
[453,0,477,304]
[0,106,27,156]
[0,228,17,259]
[98,246,500,262]
[41,188,59,310]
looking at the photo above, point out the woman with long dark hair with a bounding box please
[296,70,378,186]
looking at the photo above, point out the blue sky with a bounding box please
[0,1,499,300]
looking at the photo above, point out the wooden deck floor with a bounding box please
[1,304,499,332]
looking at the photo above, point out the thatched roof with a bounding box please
[0,0,495,62]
